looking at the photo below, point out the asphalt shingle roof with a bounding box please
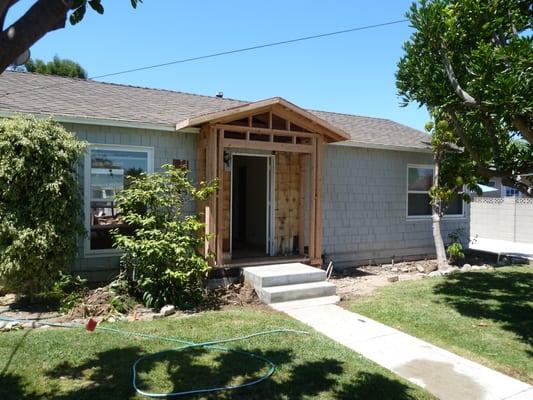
[0,71,430,150]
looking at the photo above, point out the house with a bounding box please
[479,178,525,198]
[0,71,469,281]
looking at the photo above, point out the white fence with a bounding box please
[470,197,533,244]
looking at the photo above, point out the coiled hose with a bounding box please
[0,315,307,398]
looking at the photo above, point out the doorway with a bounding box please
[231,154,273,259]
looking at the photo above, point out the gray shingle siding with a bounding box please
[322,145,469,268]
[65,122,197,281]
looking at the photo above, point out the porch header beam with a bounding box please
[222,138,313,153]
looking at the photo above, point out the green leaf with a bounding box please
[88,0,104,14]
[69,5,86,25]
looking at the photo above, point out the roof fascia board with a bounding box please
[276,98,350,141]
[176,97,350,141]
[0,110,198,133]
[331,140,433,154]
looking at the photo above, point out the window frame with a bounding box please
[84,143,154,257]
[406,164,466,221]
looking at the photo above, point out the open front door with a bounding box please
[230,153,275,259]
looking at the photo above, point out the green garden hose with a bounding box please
[0,315,307,397]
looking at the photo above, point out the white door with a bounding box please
[266,155,275,256]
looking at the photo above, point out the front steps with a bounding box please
[243,263,339,305]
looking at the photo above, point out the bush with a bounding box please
[0,115,86,296]
[46,272,88,313]
[112,165,217,309]
[447,228,465,263]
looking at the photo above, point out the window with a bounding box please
[86,145,153,252]
[407,165,464,218]
[504,187,520,197]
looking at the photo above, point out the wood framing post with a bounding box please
[196,127,207,217]
[205,126,217,262]
[216,128,224,266]
[309,136,317,261]
[298,153,306,256]
[314,135,324,265]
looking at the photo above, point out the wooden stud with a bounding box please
[298,154,306,256]
[309,135,317,260]
[315,135,324,265]
[205,126,217,260]
[216,129,224,266]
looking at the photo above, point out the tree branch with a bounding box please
[447,108,481,162]
[513,116,533,145]
[480,114,502,164]
[0,0,19,30]
[440,46,478,107]
[0,0,69,72]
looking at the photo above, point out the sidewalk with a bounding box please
[271,301,532,400]
[469,237,533,261]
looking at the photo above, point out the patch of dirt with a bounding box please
[208,282,263,309]
[331,260,436,300]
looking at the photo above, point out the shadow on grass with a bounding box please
[433,269,533,350]
[0,344,422,400]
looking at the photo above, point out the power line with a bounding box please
[1,19,408,98]
[90,19,408,80]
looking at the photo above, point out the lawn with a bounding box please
[346,265,533,384]
[0,307,434,399]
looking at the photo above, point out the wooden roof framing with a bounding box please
[176,97,350,143]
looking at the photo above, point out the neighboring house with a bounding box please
[0,72,468,280]
[480,178,525,198]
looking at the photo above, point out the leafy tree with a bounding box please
[397,0,533,268]
[0,0,142,73]
[25,55,87,79]
[397,0,533,195]
[112,165,217,309]
[0,115,86,296]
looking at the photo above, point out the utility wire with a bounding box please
[0,19,408,98]
[90,19,408,80]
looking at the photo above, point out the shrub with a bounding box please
[0,115,86,296]
[447,228,465,263]
[112,165,217,309]
[47,272,88,313]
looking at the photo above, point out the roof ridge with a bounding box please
[4,70,247,104]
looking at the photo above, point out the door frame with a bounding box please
[229,152,276,257]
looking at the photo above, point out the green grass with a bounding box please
[0,307,434,399]
[346,265,533,383]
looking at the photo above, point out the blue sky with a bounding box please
[6,1,429,130]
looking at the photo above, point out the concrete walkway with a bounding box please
[469,237,533,261]
[271,301,532,400]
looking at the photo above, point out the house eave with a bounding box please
[0,110,199,134]
[331,140,433,154]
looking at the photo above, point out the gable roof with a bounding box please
[176,97,350,142]
[0,71,431,151]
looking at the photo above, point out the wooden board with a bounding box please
[274,152,301,255]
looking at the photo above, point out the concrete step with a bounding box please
[243,263,326,288]
[270,295,341,311]
[257,281,337,304]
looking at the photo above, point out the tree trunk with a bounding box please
[0,0,69,73]
[432,211,448,270]
[432,157,449,270]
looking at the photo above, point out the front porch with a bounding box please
[181,97,348,267]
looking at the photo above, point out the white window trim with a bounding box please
[84,143,154,257]
[406,164,466,221]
